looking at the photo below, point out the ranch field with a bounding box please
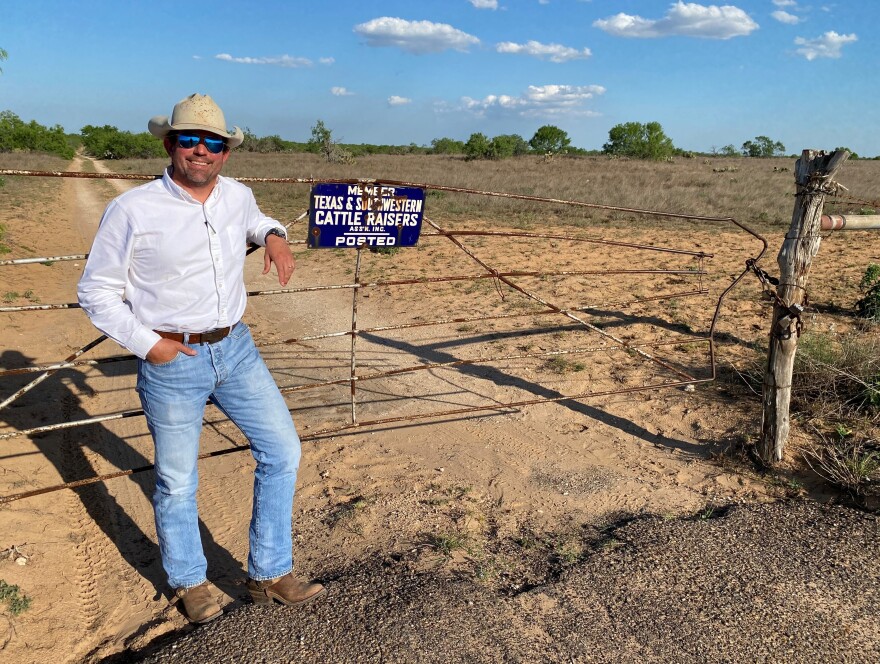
[0,151,879,662]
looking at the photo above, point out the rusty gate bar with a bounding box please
[0,267,709,315]
[0,254,89,266]
[427,218,698,383]
[0,407,146,441]
[0,234,291,413]
[0,289,711,378]
[350,248,363,423]
[0,168,774,226]
[0,335,711,443]
[0,335,108,412]
[0,244,308,268]
[0,355,131,377]
[446,230,712,258]
[0,375,710,505]
[275,339,710,392]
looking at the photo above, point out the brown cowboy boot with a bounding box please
[173,582,223,624]
[247,573,326,606]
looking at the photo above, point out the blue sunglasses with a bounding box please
[174,133,227,153]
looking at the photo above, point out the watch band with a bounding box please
[264,228,287,242]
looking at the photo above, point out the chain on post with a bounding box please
[745,258,804,339]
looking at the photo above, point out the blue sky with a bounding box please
[1,1,876,155]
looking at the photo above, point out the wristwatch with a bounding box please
[264,228,287,242]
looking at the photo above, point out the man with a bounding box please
[77,94,325,623]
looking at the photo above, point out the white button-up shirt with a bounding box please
[77,168,285,359]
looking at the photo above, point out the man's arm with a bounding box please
[263,232,295,286]
[240,186,295,287]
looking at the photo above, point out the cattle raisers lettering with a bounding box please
[308,183,425,248]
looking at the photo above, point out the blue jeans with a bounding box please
[136,323,301,589]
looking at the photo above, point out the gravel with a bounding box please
[123,501,880,664]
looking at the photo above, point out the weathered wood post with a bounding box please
[758,149,849,464]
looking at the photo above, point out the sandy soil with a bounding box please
[0,156,872,662]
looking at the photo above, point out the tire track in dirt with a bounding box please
[61,394,105,630]
[49,156,170,657]
[58,390,156,639]
[68,153,137,241]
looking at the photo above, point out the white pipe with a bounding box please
[821,214,880,230]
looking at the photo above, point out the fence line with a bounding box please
[0,170,768,502]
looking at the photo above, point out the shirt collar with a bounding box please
[161,167,224,204]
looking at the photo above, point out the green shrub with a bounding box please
[239,128,303,153]
[491,134,529,158]
[80,124,166,159]
[430,137,465,155]
[0,110,75,159]
[464,132,493,161]
[602,121,675,161]
[0,580,31,615]
[856,264,880,320]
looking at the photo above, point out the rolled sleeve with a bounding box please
[243,189,285,246]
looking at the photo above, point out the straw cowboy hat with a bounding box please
[148,93,244,148]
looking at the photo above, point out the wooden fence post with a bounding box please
[758,149,849,464]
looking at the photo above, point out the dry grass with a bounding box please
[790,330,880,496]
[0,153,71,172]
[793,331,880,417]
[802,434,880,496]
[105,153,880,234]
[0,153,70,255]
[6,150,878,229]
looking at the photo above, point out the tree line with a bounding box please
[0,109,867,162]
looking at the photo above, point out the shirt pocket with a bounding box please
[131,231,164,262]
[130,231,176,279]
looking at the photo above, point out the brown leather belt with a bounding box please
[155,323,236,345]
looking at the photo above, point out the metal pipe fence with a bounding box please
[0,169,768,503]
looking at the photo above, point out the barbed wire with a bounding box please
[825,192,880,210]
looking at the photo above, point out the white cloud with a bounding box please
[468,0,498,9]
[388,96,412,106]
[331,87,354,96]
[354,17,480,54]
[319,57,335,65]
[496,40,591,63]
[772,10,800,24]
[593,1,759,39]
[773,0,796,6]
[794,31,857,60]
[215,53,312,68]
[456,84,605,118]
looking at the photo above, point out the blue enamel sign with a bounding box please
[307,183,425,249]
